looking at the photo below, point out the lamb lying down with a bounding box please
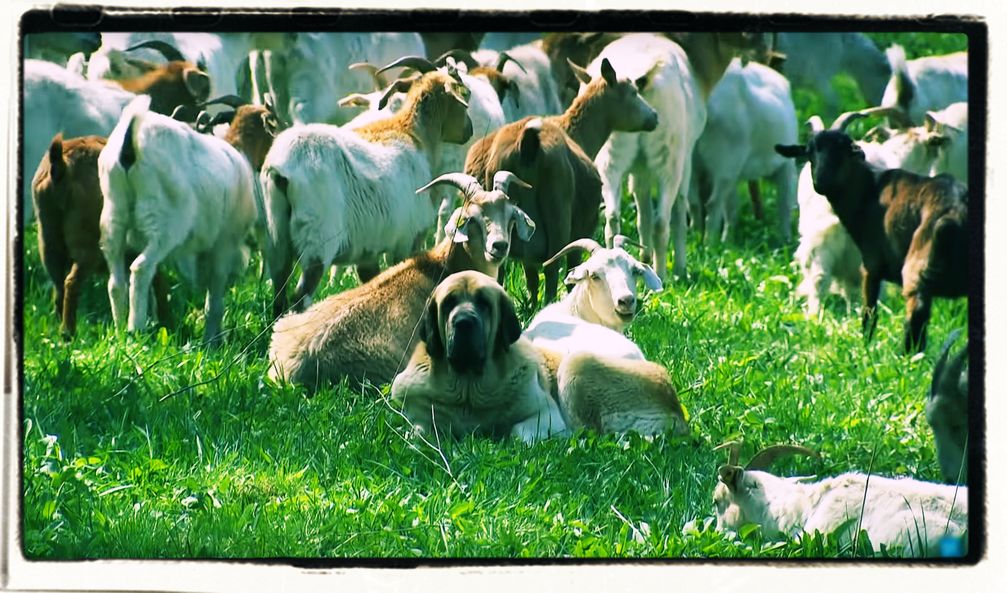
[710,443,969,557]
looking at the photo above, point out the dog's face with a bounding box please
[421,271,522,375]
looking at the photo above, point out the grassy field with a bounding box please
[20,32,972,560]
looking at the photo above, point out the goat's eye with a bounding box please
[590,271,601,280]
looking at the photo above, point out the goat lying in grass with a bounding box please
[776,116,969,352]
[711,442,969,557]
[524,236,662,361]
[268,172,534,391]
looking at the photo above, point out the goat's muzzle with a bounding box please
[615,295,637,319]
[642,110,659,132]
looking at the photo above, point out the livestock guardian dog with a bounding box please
[391,271,567,442]
[391,271,690,442]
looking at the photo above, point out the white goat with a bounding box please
[881,45,967,127]
[793,106,968,316]
[472,42,564,122]
[525,237,662,361]
[772,33,890,117]
[712,443,968,558]
[691,58,797,244]
[97,95,256,343]
[587,34,707,281]
[259,70,473,317]
[255,32,425,126]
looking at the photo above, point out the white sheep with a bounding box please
[524,237,662,361]
[691,57,798,244]
[97,95,257,343]
[260,69,473,317]
[711,443,968,558]
[880,45,967,128]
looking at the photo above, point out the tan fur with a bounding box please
[391,272,557,439]
[224,105,276,171]
[354,72,468,148]
[113,61,210,115]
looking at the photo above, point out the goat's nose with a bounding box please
[617,295,636,310]
[491,240,509,254]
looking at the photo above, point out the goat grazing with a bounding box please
[691,57,798,244]
[524,237,662,361]
[880,45,967,128]
[712,442,968,557]
[98,95,257,343]
[267,172,534,390]
[928,329,969,484]
[465,57,658,304]
[260,68,474,316]
[776,115,969,352]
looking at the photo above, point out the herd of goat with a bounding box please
[24,30,972,557]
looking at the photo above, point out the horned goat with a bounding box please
[712,442,968,558]
[524,237,662,361]
[691,57,798,244]
[776,113,969,352]
[465,57,658,304]
[471,42,564,121]
[260,68,474,317]
[97,95,257,343]
[267,172,535,390]
[928,329,969,484]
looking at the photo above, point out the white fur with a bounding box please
[881,45,967,127]
[472,42,564,122]
[715,469,968,557]
[97,95,257,342]
[588,34,707,280]
[692,58,798,243]
[22,59,137,223]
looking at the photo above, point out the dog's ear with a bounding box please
[420,297,444,359]
[494,290,522,354]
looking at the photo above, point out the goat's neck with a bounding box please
[565,284,610,328]
[671,33,733,100]
[825,165,882,245]
[549,88,611,159]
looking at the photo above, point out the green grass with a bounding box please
[20,31,972,560]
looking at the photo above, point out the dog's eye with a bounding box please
[441,295,456,312]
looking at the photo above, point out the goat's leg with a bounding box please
[772,162,796,243]
[203,265,228,347]
[704,177,730,246]
[901,226,936,353]
[806,260,831,318]
[292,259,325,311]
[523,263,541,308]
[903,290,932,353]
[861,268,882,342]
[100,212,130,332]
[59,262,86,339]
[748,180,765,221]
[127,247,165,333]
[37,224,70,324]
[598,153,631,249]
[151,269,172,328]
[543,262,561,304]
[628,171,654,262]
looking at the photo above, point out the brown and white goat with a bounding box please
[464,57,658,305]
[775,117,968,353]
[31,134,169,338]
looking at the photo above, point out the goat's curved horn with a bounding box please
[931,328,966,399]
[434,49,479,70]
[496,52,528,74]
[492,171,532,195]
[713,440,742,467]
[378,77,416,111]
[124,40,186,63]
[376,55,436,76]
[170,104,198,123]
[194,110,214,133]
[415,173,484,200]
[349,62,385,90]
[542,238,603,268]
[199,94,247,109]
[831,106,905,132]
[746,445,818,471]
[806,115,825,134]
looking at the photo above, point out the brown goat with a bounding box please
[31,134,169,337]
[113,61,211,115]
[464,58,658,305]
[776,123,968,353]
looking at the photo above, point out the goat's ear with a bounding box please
[565,264,588,285]
[494,291,522,354]
[774,144,807,159]
[337,93,371,108]
[718,465,743,491]
[183,68,211,102]
[567,57,592,86]
[600,58,617,86]
[420,297,444,359]
[926,133,950,148]
[850,143,865,161]
[636,263,663,292]
[635,73,649,91]
[510,205,536,241]
[444,208,469,243]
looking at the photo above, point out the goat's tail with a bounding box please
[885,44,914,110]
[519,118,543,167]
[260,165,292,286]
[106,94,152,173]
[47,134,66,182]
